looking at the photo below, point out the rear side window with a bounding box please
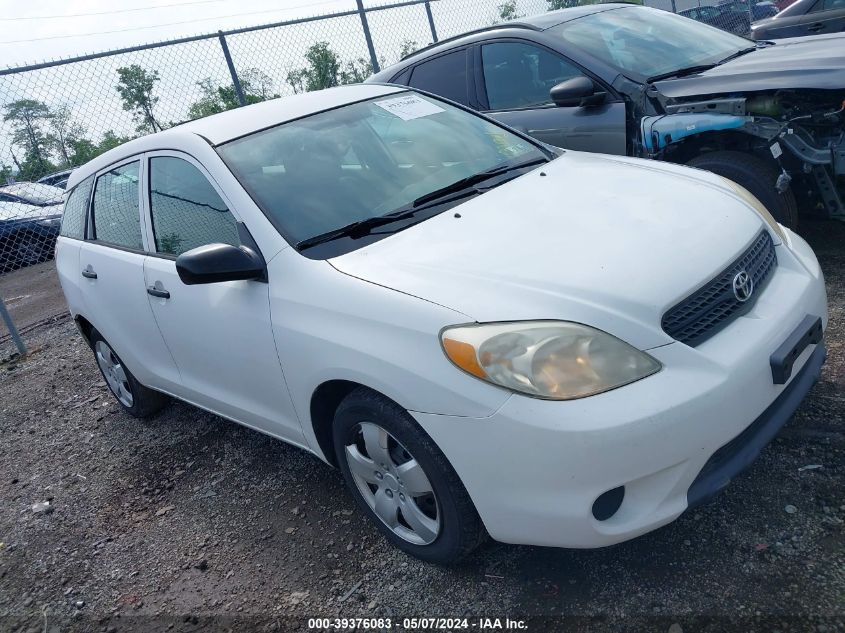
[408,50,469,105]
[148,156,239,256]
[60,176,93,240]
[91,161,143,250]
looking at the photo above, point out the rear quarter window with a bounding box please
[59,176,94,240]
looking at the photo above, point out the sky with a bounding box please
[0,0,360,68]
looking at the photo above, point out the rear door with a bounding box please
[140,151,302,443]
[473,40,626,155]
[79,158,181,391]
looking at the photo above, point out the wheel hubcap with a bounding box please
[344,422,441,545]
[95,340,134,407]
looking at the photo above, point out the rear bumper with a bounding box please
[688,340,826,509]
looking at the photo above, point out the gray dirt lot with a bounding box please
[0,220,843,633]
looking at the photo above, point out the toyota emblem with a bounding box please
[732,270,754,303]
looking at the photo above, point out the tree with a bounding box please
[3,99,52,179]
[399,39,418,59]
[66,130,133,166]
[546,0,583,9]
[116,64,162,134]
[187,69,278,120]
[47,105,87,167]
[286,42,340,93]
[495,0,523,23]
[0,164,13,184]
[340,57,373,85]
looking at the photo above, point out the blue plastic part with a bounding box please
[641,113,749,153]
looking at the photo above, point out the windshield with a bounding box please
[1,182,63,205]
[218,92,546,250]
[550,7,751,80]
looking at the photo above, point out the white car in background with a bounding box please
[55,84,827,564]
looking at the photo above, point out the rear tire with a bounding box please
[687,150,799,230]
[332,387,486,565]
[89,330,168,418]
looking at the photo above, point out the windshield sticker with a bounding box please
[374,94,444,120]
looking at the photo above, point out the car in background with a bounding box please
[0,182,64,206]
[0,199,63,271]
[751,0,845,39]
[38,168,75,190]
[680,3,751,35]
[368,3,845,229]
[57,84,827,564]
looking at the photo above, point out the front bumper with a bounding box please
[411,233,827,548]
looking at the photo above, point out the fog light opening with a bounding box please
[592,486,625,521]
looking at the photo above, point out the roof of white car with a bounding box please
[67,83,403,190]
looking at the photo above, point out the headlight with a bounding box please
[716,176,786,243]
[440,321,661,400]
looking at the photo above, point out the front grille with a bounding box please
[662,231,777,346]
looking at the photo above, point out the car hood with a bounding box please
[329,152,766,350]
[0,201,61,221]
[654,33,845,99]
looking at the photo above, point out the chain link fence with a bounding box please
[0,0,770,355]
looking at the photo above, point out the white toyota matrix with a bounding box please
[55,85,827,564]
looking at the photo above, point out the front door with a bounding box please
[800,0,845,35]
[476,41,627,155]
[139,152,303,444]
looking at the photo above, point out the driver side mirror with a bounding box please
[550,77,607,108]
[176,243,266,285]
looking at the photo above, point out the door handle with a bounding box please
[81,268,97,279]
[807,22,824,31]
[147,286,170,299]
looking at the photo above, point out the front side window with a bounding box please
[91,161,143,250]
[481,42,584,110]
[60,176,93,240]
[550,6,750,80]
[149,156,239,256]
[218,92,546,253]
[408,50,469,105]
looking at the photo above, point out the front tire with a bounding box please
[687,150,799,230]
[333,388,485,565]
[89,330,168,418]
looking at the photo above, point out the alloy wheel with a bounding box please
[344,422,441,545]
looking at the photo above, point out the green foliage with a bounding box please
[495,0,523,23]
[116,64,162,134]
[399,40,419,59]
[1,163,14,185]
[546,0,585,8]
[158,232,185,255]
[3,98,53,179]
[47,105,87,167]
[340,57,373,85]
[286,41,341,93]
[187,69,278,120]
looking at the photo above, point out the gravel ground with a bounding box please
[0,220,843,633]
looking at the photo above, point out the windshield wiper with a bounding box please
[296,157,547,251]
[717,46,758,64]
[413,157,547,207]
[295,189,479,251]
[647,64,717,83]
